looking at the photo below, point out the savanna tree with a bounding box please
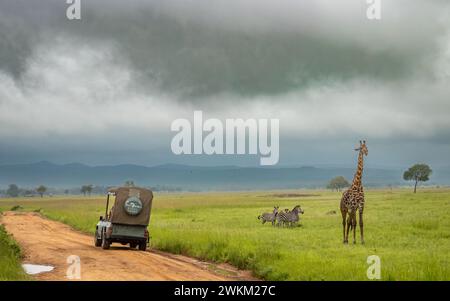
[36,185,47,198]
[81,185,91,196]
[6,184,20,197]
[327,176,350,192]
[86,184,93,196]
[403,164,432,193]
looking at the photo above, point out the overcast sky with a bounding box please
[0,0,449,167]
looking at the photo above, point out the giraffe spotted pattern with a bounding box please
[340,140,368,244]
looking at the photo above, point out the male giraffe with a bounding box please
[340,140,368,244]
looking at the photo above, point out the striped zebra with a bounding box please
[276,205,304,227]
[258,206,279,226]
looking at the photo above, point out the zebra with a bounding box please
[276,209,291,227]
[274,208,290,227]
[258,206,279,226]
[276,205,304,227]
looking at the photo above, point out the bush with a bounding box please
[10,205,23,211]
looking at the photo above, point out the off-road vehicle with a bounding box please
[94,187,153,251]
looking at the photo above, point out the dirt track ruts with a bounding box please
[1,212,254,281]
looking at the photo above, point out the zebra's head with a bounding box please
[293,205,304,214]
[273,206,279,214]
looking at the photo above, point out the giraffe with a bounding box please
[340,140,368,244]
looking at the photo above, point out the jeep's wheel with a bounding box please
[94,232,101,247]
[101,232,110,250]
[138,242,147,251]
[130,243,137,249]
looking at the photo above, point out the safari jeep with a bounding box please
[94,187,153,251]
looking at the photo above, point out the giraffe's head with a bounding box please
[355,140,368,156]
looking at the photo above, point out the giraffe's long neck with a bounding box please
[351,151,364,189]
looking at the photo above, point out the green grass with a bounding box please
[1,189,449,280]
[0,215,28,280]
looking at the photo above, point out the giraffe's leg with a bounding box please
[359,209,365,244]
[352,211,357,244]
[345,214,352,244]
[341,209,347,244]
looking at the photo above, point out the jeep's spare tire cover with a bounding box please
[109,187,153,225]
[124,196,143,216]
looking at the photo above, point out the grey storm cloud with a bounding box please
[1,0,449,98]
[0,0,449,166]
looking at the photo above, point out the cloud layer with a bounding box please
[0,0,449,166]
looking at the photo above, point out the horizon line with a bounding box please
[0,160,428,170]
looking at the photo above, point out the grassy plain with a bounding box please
[0,224,28,280]
[1,188,449,280]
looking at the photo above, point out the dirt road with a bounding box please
[1,212,254,281]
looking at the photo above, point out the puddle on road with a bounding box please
[22,264,54,275]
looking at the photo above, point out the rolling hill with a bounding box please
[2,161,449,191]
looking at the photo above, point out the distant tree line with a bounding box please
[150,185,183,192]
[0,182,185,198]
[2,184,48,198]
[0,163,434,197]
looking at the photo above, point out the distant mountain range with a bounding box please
[0,161,449,191]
